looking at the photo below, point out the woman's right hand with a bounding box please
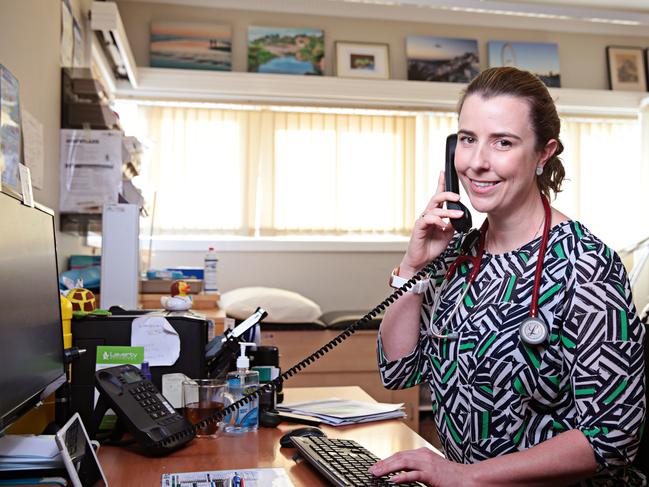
[399,171,466,278]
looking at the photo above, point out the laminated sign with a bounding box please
[60,129,122,213]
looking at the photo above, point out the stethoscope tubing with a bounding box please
[429,194,551,340]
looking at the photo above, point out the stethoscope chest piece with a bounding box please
[519,316,548,345]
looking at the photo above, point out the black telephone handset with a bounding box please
[94,365,195,455]
[444,134,473,233]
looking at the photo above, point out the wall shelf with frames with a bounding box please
[112,67,649,117]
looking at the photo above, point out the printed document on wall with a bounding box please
[60,129,122,213]
[22,109,44,189]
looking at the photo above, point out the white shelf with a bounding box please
[114,67,649,117]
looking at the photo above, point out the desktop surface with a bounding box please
[97,386,436,486]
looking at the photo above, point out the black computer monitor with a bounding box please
[0,191,66,432]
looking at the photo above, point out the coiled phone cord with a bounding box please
[154,261,437,451]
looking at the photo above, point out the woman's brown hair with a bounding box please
[457,67,565,199]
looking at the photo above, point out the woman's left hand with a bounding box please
[368,447,471,487]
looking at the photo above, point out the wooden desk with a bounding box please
[263,330,420,431]
[97,386,438,486]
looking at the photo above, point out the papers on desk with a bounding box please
[161,468,293,486]
[0,435,63,471]
[277,398,406,426]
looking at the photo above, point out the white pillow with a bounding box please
[220,287,322,323]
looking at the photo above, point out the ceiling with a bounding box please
[508,0,649,14]
[122,0,649,36]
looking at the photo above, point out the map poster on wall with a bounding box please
[0,64,22,194]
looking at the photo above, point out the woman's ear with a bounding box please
[538,139,559,168]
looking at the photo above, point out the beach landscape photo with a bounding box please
[488,41,561,87]
[406,36,479,83]
[150,21,232,71]
[248,26,324,75]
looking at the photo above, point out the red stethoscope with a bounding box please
[429,194,551,346]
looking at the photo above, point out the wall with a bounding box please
[117,1,649,90]
[115,1,649,313]
[0,0,92,270]
[148,247,405,314]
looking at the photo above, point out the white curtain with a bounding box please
[120,102,421,236]
[116,101,644,248]
[557,116,644,250]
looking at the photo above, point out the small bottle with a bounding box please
[140,361,152,381]
[203,247,219,294]
[225,342,260,434]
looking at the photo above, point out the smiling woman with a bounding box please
[376,67,646,486]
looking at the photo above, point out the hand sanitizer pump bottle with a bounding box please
[225,342,260,433]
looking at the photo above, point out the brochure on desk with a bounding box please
[161,467,293,486]
[277,398,406,426]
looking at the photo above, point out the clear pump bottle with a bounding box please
[203,247,219,294]
[225,342,260,433]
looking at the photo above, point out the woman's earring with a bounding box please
[536,165,544,176]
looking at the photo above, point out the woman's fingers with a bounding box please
[369,448,442,475]
[419,208,466,222]
[423,170,461,211]
[423,190,461,215]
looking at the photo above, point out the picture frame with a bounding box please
[605,46,647,91]
[406,36,479,83]
[487,40,561,87]
[248,26,324,75]
[150,21,232,72]
[645,48,649,90]
[335,41,390,79]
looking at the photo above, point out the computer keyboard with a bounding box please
[291,435,424,487]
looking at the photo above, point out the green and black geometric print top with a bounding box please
[378,221,646,486]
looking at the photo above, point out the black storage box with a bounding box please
[70,312,209,428]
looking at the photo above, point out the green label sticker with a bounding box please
[96,346,144,365]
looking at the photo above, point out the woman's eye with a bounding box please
[496,139,512,148]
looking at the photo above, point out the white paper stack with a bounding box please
[0,435,63,471]
[277,398,406,426]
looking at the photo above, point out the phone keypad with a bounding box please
[128,383,183,424]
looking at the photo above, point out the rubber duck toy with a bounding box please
[161,279,193,311]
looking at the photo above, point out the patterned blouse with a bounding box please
[378,221,646,486]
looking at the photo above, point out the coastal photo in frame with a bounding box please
[335,42,389,79]
[487,41,561,87]
[150,21,232,71]
[406,36,479,83]
[606,46,647,91]
[248,26,324,75]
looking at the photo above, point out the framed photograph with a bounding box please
[646,48,649,90]
[335,41,390,79]
[605,46,647,91]
[248,26,324,75]
[406,36,479,83]
[487,41,561,87]
[150,21,232,71]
